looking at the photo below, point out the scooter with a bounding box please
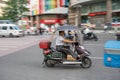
[39,41,92,68]
[82,28,98,41]
[39,25,92,68]
[83,32,98,41]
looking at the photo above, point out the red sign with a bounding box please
[89,12,107,17]
[112,23,120,27]
[40,19,62,24]
[89,13,96,17]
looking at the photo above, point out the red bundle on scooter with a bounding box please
[39,40,51,49]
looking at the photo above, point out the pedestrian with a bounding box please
[65,30,76,49]
[104,24,108,32]
[66,31,74,40]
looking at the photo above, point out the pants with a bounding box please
[56,45,78,59]
[87,32,92,37]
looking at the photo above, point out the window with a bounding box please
[112,12,120,22]
[112,0,120,10]
[14,26,20,30]
[81,5,90,13]
[9,26,13,30]
[2,26,7,30]
[112,17,120,22]
[91,3,106,12]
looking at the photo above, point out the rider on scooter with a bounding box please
[84,25,93,38]
[55,31,80,61]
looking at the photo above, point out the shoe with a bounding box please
[76,58,81,62]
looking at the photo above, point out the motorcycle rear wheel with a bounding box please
[80,57,92,68]
[83,36,87,41]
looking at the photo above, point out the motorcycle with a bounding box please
[83,32,98,41]
[39,25,92,68]
[82,28,98,41]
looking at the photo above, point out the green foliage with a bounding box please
[2,0,28,22]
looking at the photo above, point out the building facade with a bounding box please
[69,0,120,28]
[25,0,69,32]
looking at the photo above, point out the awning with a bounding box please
[70,0,91,7]
[43,7,68,14]
[70,0,105,7]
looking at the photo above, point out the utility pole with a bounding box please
[36,15,39,28]
[30,16,33,27]
[106,0,112,23]
[75,5,83,45]
[76,5,81,26]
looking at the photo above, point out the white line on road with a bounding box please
[0,48,10,51]
[89,57,103,60]
[84,44,103,46]
[0,46,17,48]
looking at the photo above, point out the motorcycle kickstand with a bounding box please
[42,58,47,65]
[41,59,46,68]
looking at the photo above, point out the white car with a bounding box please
[26,27,39,35]
[0,24,24,37]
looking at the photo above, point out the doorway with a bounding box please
[91,16,105,28]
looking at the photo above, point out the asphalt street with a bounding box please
[0,33,120,80]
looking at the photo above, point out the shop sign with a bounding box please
[40,19,61,24]
[112,22,120,27]
[89,12,107,17]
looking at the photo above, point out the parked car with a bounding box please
[0,24,24,37]
[26,27,39,35]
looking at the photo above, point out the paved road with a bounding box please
[0,33,120,80]
[0,35,50,57]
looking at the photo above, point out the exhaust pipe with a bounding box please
[63,61,82,65]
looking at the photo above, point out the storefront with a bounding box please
[70,0,120,28]
[39,18,65,32]
[36,7,68,32]
[80,2,107,28]
[112,12,120,29]
[88,11,107,28]
[28,0,69,32]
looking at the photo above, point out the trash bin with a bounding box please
[104,40,120,68]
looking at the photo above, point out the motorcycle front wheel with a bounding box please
[93,34,98,41]
[80,57,92,68]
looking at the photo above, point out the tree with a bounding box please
[2,0,28,22]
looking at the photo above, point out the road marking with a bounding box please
[0,48,10,51]
[84,44,103,46]
[89,57,103,60]
[0,45,21,47]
